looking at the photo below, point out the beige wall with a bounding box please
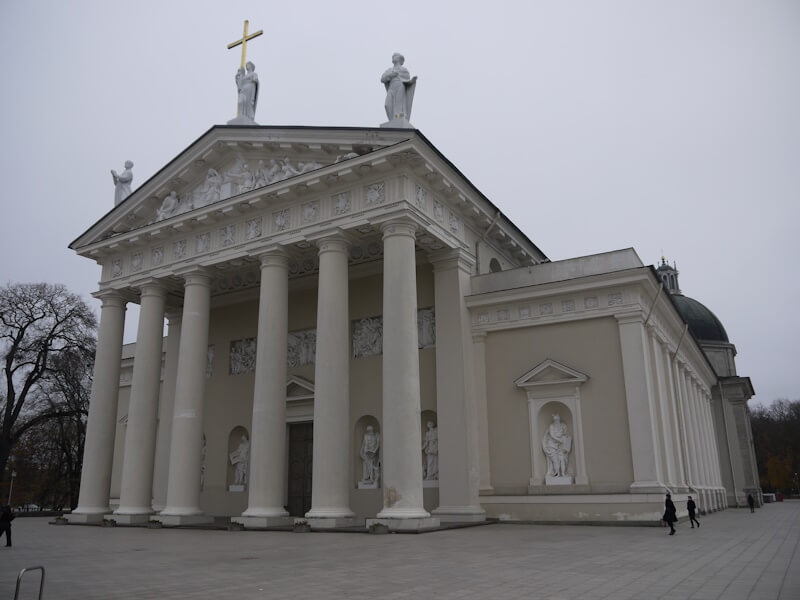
[157,261,442,517]
[484,317,634,495]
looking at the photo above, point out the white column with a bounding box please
[472,332,494,493]
[676,364,698,491]
[152,312,181,512]
[665,356,688,489]
[690,378,711,510]
[114,283,167,522]
[701,392,722,509]
[616,314,664,492]
[430,251,485,522]
[159,270,212,525]
[68,292,126,523]
[234,252,292,527]
[371,219,438,530]
[306,235,358,527]
[649,330,676,488]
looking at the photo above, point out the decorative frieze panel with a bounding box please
[353,309,436,358]
[111,259,122,277]
[196,232,210,254]
[230,338,257,375]
[584,296,598,309]
[131,252,143,272]
[333,192,351,215]
[287,329,316,367]
[415,185,427,209]
[152,247,164,266]
[220,225,235,247]
[302,201,319,224]
[173,239,187,260]
[245,217,262,240]
[365,182,385,206]
[273,209,290,232]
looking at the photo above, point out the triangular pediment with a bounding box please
[515,359,588,388]
[286,375,315,401]
[71,126,416,249]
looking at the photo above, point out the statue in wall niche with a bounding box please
[360,426,381,484]
[542,414,572,479]
[111,160,134,206]
[381,53,417,123]
[235,61,259,121]
[418,309,436,348]
[422,422,439,480]
[194,169,222,208]
[200,436,207,490]
[230,434,250,486]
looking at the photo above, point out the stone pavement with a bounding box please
[1,501,798,600]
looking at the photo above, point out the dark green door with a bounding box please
[287,422,313,516]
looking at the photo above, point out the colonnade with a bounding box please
[69,219,460,529]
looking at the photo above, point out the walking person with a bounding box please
[1,505,14,547]
[747,493,755,513]
[663,493,677,535]
[687,495,700,528]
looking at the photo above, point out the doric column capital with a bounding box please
[381,218,417,240]
[258,250,289,270]
[316,234,350,256]
[133,279,168,300]
[174,266,212,288]
[92,289,128,309]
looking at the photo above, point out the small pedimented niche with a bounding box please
[286,375,315,402]
[354,415,381,489]
[227,426,250,492]
[515,360,590,489]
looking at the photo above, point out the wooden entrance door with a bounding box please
[287,422,313,516]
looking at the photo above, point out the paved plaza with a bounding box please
[1,501,798,600]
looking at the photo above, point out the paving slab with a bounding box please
[0,501,798,599]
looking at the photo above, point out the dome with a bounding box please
[670,294,729,343]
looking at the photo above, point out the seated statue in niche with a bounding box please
[360,426,381,485]
[229,434,250,486]
[422,422,438,480]
[542,414,572,481]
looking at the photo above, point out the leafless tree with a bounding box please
[1,283,96,488]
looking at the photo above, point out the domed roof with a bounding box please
[670,294,729,343]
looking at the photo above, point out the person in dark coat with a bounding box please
[663,493,677,535]
[0,505,14,547]
[687,495,700,528]
[747,493,755,513]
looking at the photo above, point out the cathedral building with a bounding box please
[66,53,759,530]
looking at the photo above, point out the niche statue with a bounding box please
[359,426,381,486]
[542,414,573,483]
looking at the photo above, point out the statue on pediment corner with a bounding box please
[111,160,134,206]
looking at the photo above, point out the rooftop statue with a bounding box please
[381,53,417,128]
[111,160,134,206]
[233,61,259,123]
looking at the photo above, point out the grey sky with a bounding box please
[1,1,798,405]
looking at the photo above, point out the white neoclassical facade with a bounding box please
[67,125,758,530]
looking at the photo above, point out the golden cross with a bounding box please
[227,20,263,69]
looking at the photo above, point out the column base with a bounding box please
[231,516,293,529]
[307,517,365,529]
[431,506,486,523]
[629,481,667,494]
[157,514,213,526]
[65,512,106,524]
[107,513,152,525]
[366,517,440,531]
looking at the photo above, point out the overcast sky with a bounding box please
[1,1,798,406]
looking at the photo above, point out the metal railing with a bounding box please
[14,566,45,600]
